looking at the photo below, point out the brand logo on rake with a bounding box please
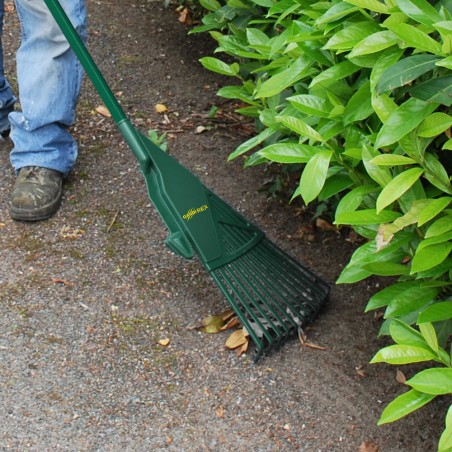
[183,204,209,221]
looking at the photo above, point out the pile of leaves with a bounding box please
[190,0,452,449]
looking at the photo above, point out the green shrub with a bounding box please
[192,0,452,448]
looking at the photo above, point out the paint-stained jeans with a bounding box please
[0,0,86,175]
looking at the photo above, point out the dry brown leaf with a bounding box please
[158,338,170,346]
[60,226,85,239]
[316,218,337,232]
[52,278,73,287]
[178,7,192,24]
[95,105,111,117]
[216,406,225,418]
[155,103,168,113]
[236,339,249,356]
[220,316,240,332]
[356,367,366,378]
[221,308,235,321]
[396,369,406,384]
[0,223,5,228]
[225,329,248,349]
[359,440,379,452]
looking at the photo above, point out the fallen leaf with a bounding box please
[158,338,170,346]
[225,329,248,349]
[221,308,235,321]
[155,103,168,113]
[178,7,192,24]
[220,316,240,332]
[95,105,111,117]
[216,406,225,418]
[60,226,85,239]
[396,369,406,384]
[236,339,249,356]
[316,218,337,232]
[52,278,73,287]
[359,440,379,452]
[0,223,5,228]
[197,315,225,334]
[356,366,366,378]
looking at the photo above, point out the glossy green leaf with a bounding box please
[425,214,452,238]
[318,175,354,201]
[199,0,222,11]
[375,98,438,148]
[199,57,239,77]
[417,198,451,227]
[378,389,436,425]
[366,281,424,312]
[385,286,439,318]
[390,319,431,349]
[438,405,452,452]
[407,368,452,395]
[418,113,452,138]
[386,23,443,55]
[344,81,373,124]
[411,242,452,274]
[335,185,378,218]
[255,56,313,98]
[228,128,276,161]
[418,302,452,324]
[335,209,400,225]
[437,56,452,70]
[410,76,452,107]
[362,145,392,187]
[376,55,441,94]
[337,232,413,283]
[348,31,398,58]
[299,150,333,205]
[371,93,398,122]
[309,61,360,88]
[419,322,439,353]
[370,344,437,364]
[288,95,331,118]
[345,0,389,13]
[370,154,417,166]
[395,0,443,26]
[257,142,317,163]
[376,167,424,213]
[323,21,380,51]
[363,262,409,276]
[277,116,324,142]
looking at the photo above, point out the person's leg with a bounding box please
[10,0,86,221]
[0,0,16,136]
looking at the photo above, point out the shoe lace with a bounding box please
[22,167,42,182]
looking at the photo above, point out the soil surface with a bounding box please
[0,1,448,450]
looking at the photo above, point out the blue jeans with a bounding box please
[0,0,86,175]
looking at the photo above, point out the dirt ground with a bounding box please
[0,0,448,450]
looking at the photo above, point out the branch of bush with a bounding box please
[191,0,452,448]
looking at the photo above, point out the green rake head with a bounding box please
[134,131,329,361]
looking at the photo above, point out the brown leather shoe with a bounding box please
[10,166,63,221]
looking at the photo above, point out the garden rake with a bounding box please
[45,0,330,361]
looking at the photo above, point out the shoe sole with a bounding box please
[10,192,63,221]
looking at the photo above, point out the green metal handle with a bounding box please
[44,0,150,167]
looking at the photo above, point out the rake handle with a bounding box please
[44,0,151,168]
